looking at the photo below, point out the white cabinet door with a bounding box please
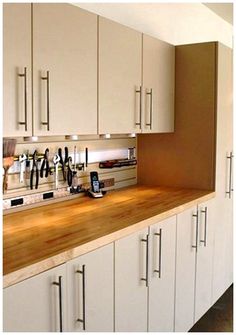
[3,264,67,332]
[148,216,176,332]
[212,194,233,304]
[33,4,97,136]
[194,199,215,323]
[99,17,142,134]
[175,206,197,332]
[3,3,32,137]
[212,43,233,304]
[67,244,114,332]
[143,34,175,133]
[115,228,148,331]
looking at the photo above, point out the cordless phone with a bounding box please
[89,171,103,198]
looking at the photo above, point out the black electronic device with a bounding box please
[89,171,103,198]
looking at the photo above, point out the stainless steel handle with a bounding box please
[76,265,86,330]
[41,71,50,131]
[18,67,28,131]
[135,86,142,129]
[230,152,234,193]
[145,88,153,130]
[226,152,234,198]
[200,207,207,247]
[192,212,199,252]
[53,276,63,332]
[154,228,162,278]
[141,234,149,287]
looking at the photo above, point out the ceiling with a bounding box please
[76,3,233,48]
[203,3,233,25]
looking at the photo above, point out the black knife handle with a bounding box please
[64,147,69,164]
[67,169,72,187]
[35,167,39,189]
[45,160,50,178]
[40,160,45,178]
[30,169,34,190]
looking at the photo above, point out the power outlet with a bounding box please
[101,178,115,188]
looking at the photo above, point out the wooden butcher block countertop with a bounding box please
[3,185,215,288]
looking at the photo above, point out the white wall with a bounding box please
[75,3,233,48]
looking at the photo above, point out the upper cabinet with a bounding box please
[3,4,98,137]
[98,18,175,135]
[3,4,32,137]
[99,17,142,134]
[4,4,175,137]
[33,4,97,136]
[142,34,175,133]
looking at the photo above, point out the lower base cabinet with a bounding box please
[195,199,215,323]
[67,243,114,332]
[115,216,176,332]
[3,198,233,332]
[3,244,113,332]
[115,227,149,332]
[212,194,233,305]
[3,264,67,332]
[175,199,217,331]
[148,216,176,332]
[175,206,197,332]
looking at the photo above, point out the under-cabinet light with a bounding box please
[65,135,79,141]
[23,136,39,142]
[100,134,111,139]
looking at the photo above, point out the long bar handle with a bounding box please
[76,265,86,330]
[53,276,63,332]
[154,228,162,278]
[135,86,142,129]
[226,152,234,198]
[141,234,149,287]
[18,67,28,131]
[145,88,153,130]
[192,212,199,252]
[200,207,207,247]
[230,152,234,192]
[41,71,50,131]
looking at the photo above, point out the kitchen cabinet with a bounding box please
[194,199,215,323]
[142,34,175,133]
[174,206,197,332]
[115,227,148,331]
[67,244,114,332]
[175,199,217,331]
[148,216,176,332]
[212,43,233,304]
[99,17,142,134]
[3,3,32,137]
[33,4,97,136]
[115,217,176,332]
[3,3,97,137]
[3,264,67,332]
[4,244,113,333]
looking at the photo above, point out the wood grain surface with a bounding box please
[138,42,216,190]
[3,185,215,287]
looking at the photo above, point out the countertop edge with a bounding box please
[3,191,215,288]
